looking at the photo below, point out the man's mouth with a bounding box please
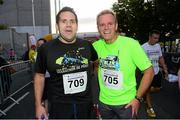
[65,30,72,33]
[104,31,111,34]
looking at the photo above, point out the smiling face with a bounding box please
[56,11,78,43]
[97,12,118,44]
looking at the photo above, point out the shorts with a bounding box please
[49,101,94,119]
[151,72,162,87]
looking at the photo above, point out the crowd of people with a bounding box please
[32,6,180,119]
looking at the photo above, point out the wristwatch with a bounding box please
[135,95,144,103]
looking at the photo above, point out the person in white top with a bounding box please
[142,30,168,118]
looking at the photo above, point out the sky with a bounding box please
[50,0,117,33]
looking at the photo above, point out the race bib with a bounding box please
[101,69,123,89]
[63,71,87,94]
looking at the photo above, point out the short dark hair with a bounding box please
[56,7,78,24]
[37,38,46,43]
[149,30,160,36]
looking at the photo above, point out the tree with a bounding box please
[156,0,180,37]
[0,24,8,30]
[0,0,3,5]
[112,0,180,43]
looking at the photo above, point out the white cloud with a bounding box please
[51,0,117,33]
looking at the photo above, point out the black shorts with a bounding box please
[49,101,94,119]
[151,71,162,87]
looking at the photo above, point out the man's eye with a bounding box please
[61,20,66,23]
[108,23,113,26]
[100,24,105,27]
[70,20,76,24]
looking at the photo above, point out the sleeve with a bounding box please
[157,44,163,57]
[89,42,98,61]
[34,45,47,74]
[131,40,152,71]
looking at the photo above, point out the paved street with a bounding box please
[0,75,180,119]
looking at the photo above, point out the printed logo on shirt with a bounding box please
[55,50,88,73]
[100,55,119,71]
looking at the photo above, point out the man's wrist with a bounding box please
[135,95,144,103]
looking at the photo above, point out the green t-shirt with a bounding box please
[93,35,151,105]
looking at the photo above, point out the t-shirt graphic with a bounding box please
[147,50,159,69]
[142,42,162,75]
[55,50,88,74]
[100,55,119,71]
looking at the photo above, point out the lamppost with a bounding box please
[32,0,36,35]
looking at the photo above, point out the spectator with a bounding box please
[8,48,15,61]
[22,49,30,61]
[29,34,37,48]
[36,38,46,49]
[0,43,8,60]
[0,44,8,67]
[93,9,154,119]
[29,45,36,62]
[0,54,14,97]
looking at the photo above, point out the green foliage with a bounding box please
[0,0,3,5]
[0,24,8,30]
[112,0,180,43]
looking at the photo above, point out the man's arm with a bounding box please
[137,66,154,98]
[93,60,99,74]
[126,66,154,116]
[178,69,180,90]
[159,56,168,78]
[34,73,47,119]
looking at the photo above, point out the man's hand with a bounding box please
[125,98,140,117]
[36,104,48,120]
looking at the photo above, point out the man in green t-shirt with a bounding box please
[93,9,154,119]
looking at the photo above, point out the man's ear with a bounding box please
[56,23,58,31]
[115,23,118,31]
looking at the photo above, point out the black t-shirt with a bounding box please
[35,38,98,103]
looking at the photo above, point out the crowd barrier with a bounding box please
[0,60,33,116]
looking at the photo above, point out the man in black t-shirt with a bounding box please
[34,7,98,119]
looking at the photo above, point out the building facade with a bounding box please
[0,0,50,39]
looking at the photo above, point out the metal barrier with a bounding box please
[0,60,33,116]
